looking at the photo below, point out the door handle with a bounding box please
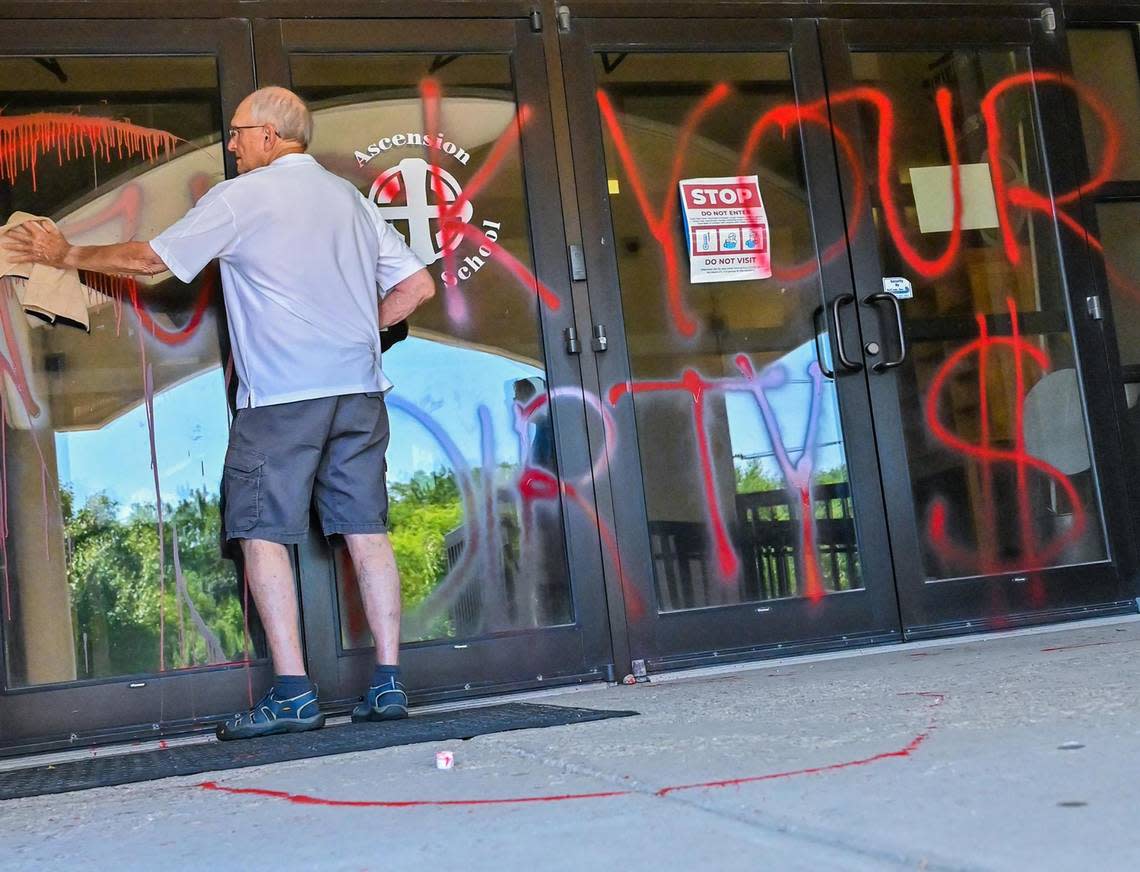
[831,293,863,371]
[811,305,835,380]
[864,291,907,373]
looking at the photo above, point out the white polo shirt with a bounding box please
[149,153,424,408]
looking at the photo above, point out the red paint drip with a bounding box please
[798,487,824,603]
[983,72,1121,266]
[0,112,178,190]
[738,101,868,283]
[561,479,645,621]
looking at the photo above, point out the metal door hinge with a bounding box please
[1087,294,1104,320]
[568,243,587,281]
[591,323,608,352]
[530,9,542,32]
[557,5,571,32]
[1041,7,1056,33]
[564,326,581,354]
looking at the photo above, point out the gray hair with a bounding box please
[246,86,313,148]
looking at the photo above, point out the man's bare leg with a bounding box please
[343,532,401,665]
[240,538,306,675]
[344,532,408,720]
[216,539,323,740]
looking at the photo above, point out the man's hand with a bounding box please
[1,219,169,276]
[3,220,71,268]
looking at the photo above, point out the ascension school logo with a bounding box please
[369,158,472,266]
[359,133,503,284]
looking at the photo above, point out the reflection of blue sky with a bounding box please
[55,338,542,514]
[725,339,846,480]
[57,368,231,515]
[383,338,542,481]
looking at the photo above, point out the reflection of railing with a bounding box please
[442,526,480,635]
[649,482,859,611]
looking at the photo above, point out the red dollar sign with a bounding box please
[924,297,1087,574]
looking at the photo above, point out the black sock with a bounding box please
[371,664,400,688]
[274,674,314,698]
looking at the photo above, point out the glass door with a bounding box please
[819,17,1138,635]
[253,19,616,704]
[0,19,263,750]
[561,18,903,671]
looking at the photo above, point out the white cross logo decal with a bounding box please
[369,157,474,266]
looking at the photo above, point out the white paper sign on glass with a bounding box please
[678,175,771,284]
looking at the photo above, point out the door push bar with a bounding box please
[831,293,864,372]
[863,291,907,373]
[811,305,835,380]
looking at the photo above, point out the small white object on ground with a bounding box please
[435,750,455,770]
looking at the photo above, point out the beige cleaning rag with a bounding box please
[0,211,90,331]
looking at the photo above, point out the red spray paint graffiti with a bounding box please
[598,73,1124,335]
[597,83,732,337]
[608,355,829,595]
[413,78,560,322]
[925,297,1087,575]
[514,387,645,619]
[597,69,1128,587]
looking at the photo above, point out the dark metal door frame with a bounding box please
[559,16,904,672]
[819,15,1138,636]
[252,17,618,705]
[0,17,262,753]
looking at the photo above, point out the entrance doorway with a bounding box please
[559,12,1137,671]
[2,6,1137,751]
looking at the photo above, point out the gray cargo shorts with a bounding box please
[221,391,390,544]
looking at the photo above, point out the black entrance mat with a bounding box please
[0,702,637,800]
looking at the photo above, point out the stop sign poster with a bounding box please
[678,176,771,284]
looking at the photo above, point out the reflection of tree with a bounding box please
[387,470,463,613]
[62,487,247,678]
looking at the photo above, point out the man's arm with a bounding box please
[2,220,168,276]
[379,267,435,329]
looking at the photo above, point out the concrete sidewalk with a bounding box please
[2,615,1138,871]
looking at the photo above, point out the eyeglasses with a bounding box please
[227,124,267,141]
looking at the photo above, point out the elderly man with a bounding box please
[3,86,435,740]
